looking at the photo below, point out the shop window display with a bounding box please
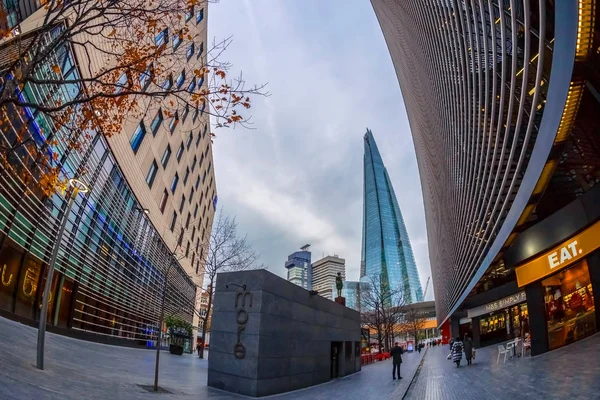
[14,256,43,320]
[0,238,24,312]
[542,260,596,350]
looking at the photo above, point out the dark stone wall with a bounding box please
[207,269,361,397]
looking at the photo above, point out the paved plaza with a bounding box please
[407,335,600,400]
[1,316,599,399]
[0,316,423,399]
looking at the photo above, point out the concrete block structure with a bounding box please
[208,269,361,397]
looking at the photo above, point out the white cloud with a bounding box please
[209,0,433,299]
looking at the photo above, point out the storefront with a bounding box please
[512,219,600,354]
[466,291,528,347]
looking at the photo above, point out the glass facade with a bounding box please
[0,27,196,344]
[360,129,423,304]
[285,249,311,289]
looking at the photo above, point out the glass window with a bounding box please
[187,43,195,61]
[543,260,596,350]
[176,143,184,162]
[189,187,194,203]
[130,122,146,153]
[176,70,185,89]
[162,75,173,90]
[187,77,196,93]
[183,167,190,185]
[195,174,200,189]
[173,30,183,49]
[115,72,128,94]
[191,156,197,172]
[146,160,158,187]
[169,112,179,133]
[179,195,186,213]
[196,8,204,24]
[14,256,43,320]
[197,42,204,59]
[194,203,199,218]
[159,189,168,213]
[0,239,24,312]
[139,63,153,91]
[182,105,189,122]
[155,28,169,47]
[193,107,199,122]
[161,145,171,168]
[171,173,179,193]
[186,213,191,229]
[197,76,204,89]
[186,131,193,149]
[200,101,206,116]
[170,212,177,232]
[185,6,194,22]
[151,109,163,135]
[202,123,208,138]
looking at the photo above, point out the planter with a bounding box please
[169,344,184,355]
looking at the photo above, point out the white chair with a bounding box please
[497,344,509,364]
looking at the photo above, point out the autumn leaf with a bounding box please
[51,65,61,74]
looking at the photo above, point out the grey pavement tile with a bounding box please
[0,316,423,399]
[405,335,600,400]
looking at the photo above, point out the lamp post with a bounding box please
[37,178,89,370]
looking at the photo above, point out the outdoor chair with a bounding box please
[497,344,509,364]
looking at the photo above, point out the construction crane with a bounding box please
[423,277,431,300]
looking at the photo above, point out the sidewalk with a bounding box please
[405,334,600,400]
[0,316,424,399]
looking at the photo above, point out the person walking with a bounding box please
[451,336,463,367]
[463,334,473,365]
[390,342,403,380]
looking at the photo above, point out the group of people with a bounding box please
[449,334,474,367]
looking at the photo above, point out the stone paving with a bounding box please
[405,334,600,400]
[0,316,424,399]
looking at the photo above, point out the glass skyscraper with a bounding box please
[361,129,423,304]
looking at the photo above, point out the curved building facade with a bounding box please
[361,129,423,304]
[372,0,600,353]
[0,2,215,348]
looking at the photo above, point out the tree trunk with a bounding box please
[198,278,214,359]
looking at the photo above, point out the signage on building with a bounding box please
[467,291,526,318]
[515,220,600,287]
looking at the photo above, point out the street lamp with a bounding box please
[37,178,89,370]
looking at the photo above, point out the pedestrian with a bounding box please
[390,342,403,380]
[196,339,202,357]
[417,343,422,353]
[463,334,473,365]
[451,336,463,367]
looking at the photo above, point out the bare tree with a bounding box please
[360,275,406,353]
[398,305,427,349]
[0,0,267,195]
[197,210,260,358]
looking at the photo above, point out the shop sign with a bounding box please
[467,291,526,318]
[515,220,600,287]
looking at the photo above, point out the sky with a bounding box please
[208,0,434,301]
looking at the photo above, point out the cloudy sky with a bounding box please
[209,0,433,300]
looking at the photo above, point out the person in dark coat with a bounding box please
[390,342,403,380]
[451,336,463,367]
[463,334,473,365]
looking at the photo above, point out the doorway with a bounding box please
[330,341,342,379]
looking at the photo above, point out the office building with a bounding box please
[285,245,312,289]
[0,2,214,346]
[312,255,345,300]
[372,0,600,354]
[361,129,423,304]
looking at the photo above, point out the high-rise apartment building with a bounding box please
[285,245,312,289]
[372,0,600,355]
[311,255,345,300]
[361,129,423,304]
[0,1,215,347]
